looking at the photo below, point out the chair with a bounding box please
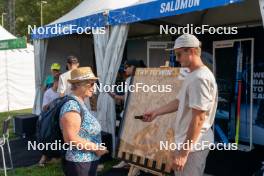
[0,116,13,176]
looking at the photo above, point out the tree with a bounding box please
[0,0,82,37]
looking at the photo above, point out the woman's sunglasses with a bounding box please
[84,82,95,88]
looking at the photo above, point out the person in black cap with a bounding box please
[57,55,80,97]
[110,59,145,169]
[109,59,146,104]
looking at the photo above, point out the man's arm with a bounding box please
[171,108,206,171]
[183,78,212,148]
[108,92,125,101]
[181,108,206,155]
[143,99,179,122]
[155,99,179,116]
[171,77,214,171]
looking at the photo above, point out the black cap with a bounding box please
[67,55,79,64]
[125,59,146,68]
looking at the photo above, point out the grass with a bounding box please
[4,159,119,176]
[0,109,33,139]
[7,161,63,176]
[0,109,119,176]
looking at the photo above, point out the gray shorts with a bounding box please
[174,149,209,176]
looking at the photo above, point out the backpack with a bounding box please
[36,95,83,158]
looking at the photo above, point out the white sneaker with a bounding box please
[112,161,129,168]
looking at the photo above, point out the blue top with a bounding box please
[44,75,54,89]
[60,95,102,162]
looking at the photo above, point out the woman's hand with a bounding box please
[94,146,109,157]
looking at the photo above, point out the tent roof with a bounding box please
[126,0,262,38]
[50,0,152,25]
[0,25,16,40]
[32,0,255,39]
[0,25,33,51]
[158,0,261,27]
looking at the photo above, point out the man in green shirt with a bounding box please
[43,63,61,91]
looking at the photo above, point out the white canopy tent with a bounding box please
[0,26,16,40]
[0,25,35,112]
[31,0,263,152]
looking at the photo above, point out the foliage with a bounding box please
[0,0,82,37]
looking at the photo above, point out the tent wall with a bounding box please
[45,35,95,77]
[33,35,95,114]
[0,55,8,111]
[0,45,35,112]
[198,27,263,54]
[127,35,172,67]
[200,26,264,146]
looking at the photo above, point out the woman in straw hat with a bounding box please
[59,67,108,176]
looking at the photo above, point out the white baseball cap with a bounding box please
[167,34,201,50]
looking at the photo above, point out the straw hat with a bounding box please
[68,67,98,83]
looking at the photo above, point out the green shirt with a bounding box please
[44,75,54,88]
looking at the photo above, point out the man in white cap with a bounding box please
[143,34,218,176]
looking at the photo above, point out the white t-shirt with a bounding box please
[42,88,60,108]
[175,66,218,151]
[58,71,72,95]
